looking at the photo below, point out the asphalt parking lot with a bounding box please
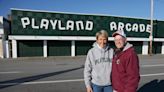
[0,54,164,92]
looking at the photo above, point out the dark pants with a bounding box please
[92,83,113,92]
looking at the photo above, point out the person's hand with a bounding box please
[86,86,93,92]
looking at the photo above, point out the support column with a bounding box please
[0,39,3,58]
[5,40,10,58]
[71,40,75,57]
[162,42,164,54]
[43,40,47,57]
[142,41,148,55]
[12,40,17,58]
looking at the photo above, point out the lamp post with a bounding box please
[149,0,153,55]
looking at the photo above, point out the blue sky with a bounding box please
[0,0,164,20]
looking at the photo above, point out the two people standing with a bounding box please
[84,30,140,92]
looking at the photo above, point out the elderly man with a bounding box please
[112,30,140,92]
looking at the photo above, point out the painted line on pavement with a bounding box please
[141,64,164,67]
[0,79,84,85]
[0,73,164,85]
[141,73,164,77]
[0,71,22,74]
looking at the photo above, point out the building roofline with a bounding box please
[10,8,160,21]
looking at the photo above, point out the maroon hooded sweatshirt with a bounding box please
[112,42,140,92]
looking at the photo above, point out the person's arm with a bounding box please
[124,52,140,92]
[84,50,93,91]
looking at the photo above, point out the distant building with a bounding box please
[0,16,10,58]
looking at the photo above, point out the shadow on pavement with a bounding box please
[0,65,84,89]
[138,79,164,92]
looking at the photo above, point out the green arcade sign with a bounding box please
[11,9,157,37]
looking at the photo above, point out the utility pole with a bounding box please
[149,0,153,55]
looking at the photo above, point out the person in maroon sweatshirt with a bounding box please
[111,30,140,92]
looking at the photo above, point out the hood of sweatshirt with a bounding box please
[123,42,133,52]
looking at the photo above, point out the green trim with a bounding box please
[48,41,71,56]
[17,40,43,57]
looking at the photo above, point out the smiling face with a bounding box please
[96,35,108,48]
[114,35,127,49]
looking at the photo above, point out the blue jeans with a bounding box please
[92,83,113,92]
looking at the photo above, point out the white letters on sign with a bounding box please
[21,17,94,31]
